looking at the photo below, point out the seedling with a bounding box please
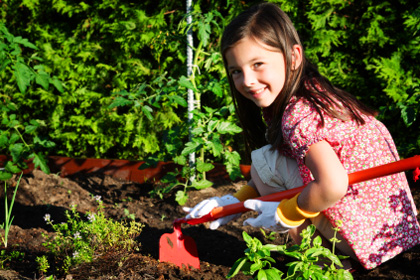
[228,224,353,280]
[41,196,143,274]
[1,173,23,248]
[0,249,24,269]
[36,255,50,274]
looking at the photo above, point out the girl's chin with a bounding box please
[252,100,274,108]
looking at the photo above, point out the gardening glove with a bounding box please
[183,194,241,230]
[243,193,320,233]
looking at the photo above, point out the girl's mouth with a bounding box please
[250,87,266,98]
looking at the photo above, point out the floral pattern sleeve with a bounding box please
[281,97,360,183]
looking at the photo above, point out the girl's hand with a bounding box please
[183,195,241,230]
[243,199,297,233]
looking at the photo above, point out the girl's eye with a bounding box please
[253,62,263,68]
[230,69,241,76]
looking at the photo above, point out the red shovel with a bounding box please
[159,155,420,269]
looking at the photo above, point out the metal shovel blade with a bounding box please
[159,230,200,269]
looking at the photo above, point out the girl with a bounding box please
[184,2,420,270]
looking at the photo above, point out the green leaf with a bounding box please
[25,124,38,134]
[34,137,55,149]
[217,121,242,134]
[178,75,196,91]
[142,105,154,121]
[264,268,283,280]
[197,14,211,46]
[305,247,324,259]
[175,190,188,205]
[173,155,187,166]
[312,235,323,247]
[31,153,50,174]
[242,231,252,244]
[181,141,201,155]
[13,36,38,50]
[35,72,50,90]
[0,59,12,72]
[108,96,132,109]
[160,172,178,184]
[207,120,218,132]
[0,133,8,147]
[209,81,223,98]
[208,138,223,157]
[257,269,267,280]
[191,179,213,190]
[0,170,13,181]
[196,161,214,173]
[169,95,187,107]
[9,132,20,144]
[401,106,416,126]
[286,261,300,277]
[51,76,64,93]
[4,161,22,174]
[138,157,160,170]
[250,260,263,273]
[14,62,33,93]
[9,143,24,162]
[191,126,205,135]
[227,257,248,278]
[337,269,354,280]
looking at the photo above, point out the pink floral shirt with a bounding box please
[281,96,420,269]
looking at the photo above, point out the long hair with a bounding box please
[221,2,375,156]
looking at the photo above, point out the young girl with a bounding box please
[183,2,420,270]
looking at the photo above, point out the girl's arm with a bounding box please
[297,140,348,212]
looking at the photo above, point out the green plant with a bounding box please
[123,208,136,220]
[134,8,243,205]
[41,195,143,274]
[0,173,22,248]
[1,0,418,164]
[0,23,59,180]
[36,255,50,274]
[228,230,284,279]
[260,228,278,242]
[0,249,24,269]
[228,224,353,280]
[1,0,250,168]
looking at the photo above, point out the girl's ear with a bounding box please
[291,44,303,70]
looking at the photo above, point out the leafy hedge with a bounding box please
[1,0,419,171]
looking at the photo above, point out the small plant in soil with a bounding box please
[0,249,24,270]
[39,195,143,276]
[228,224,353,280]
[0,173,22,248]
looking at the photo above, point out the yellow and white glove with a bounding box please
[183,194,240,230]
[243,193,319,233]
[183,185,259,230]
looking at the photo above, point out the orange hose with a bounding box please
[209,155,420,221]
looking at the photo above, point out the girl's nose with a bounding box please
[242,70,256,87]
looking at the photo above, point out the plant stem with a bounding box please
[1,173,23,248]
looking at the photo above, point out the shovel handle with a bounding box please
[176,155,420,226]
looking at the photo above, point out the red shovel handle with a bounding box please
[176,155,420,226]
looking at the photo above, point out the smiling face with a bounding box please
[225,36,287,108]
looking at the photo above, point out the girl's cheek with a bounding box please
[232,78,242,91]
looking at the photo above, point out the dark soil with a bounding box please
[1,169,420,279]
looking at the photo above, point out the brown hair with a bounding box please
[221,2,375,156]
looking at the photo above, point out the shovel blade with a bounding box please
[159,231,200,269]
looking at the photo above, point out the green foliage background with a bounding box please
[1,0,419,165]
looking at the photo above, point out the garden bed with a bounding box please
[0,159,420,279]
